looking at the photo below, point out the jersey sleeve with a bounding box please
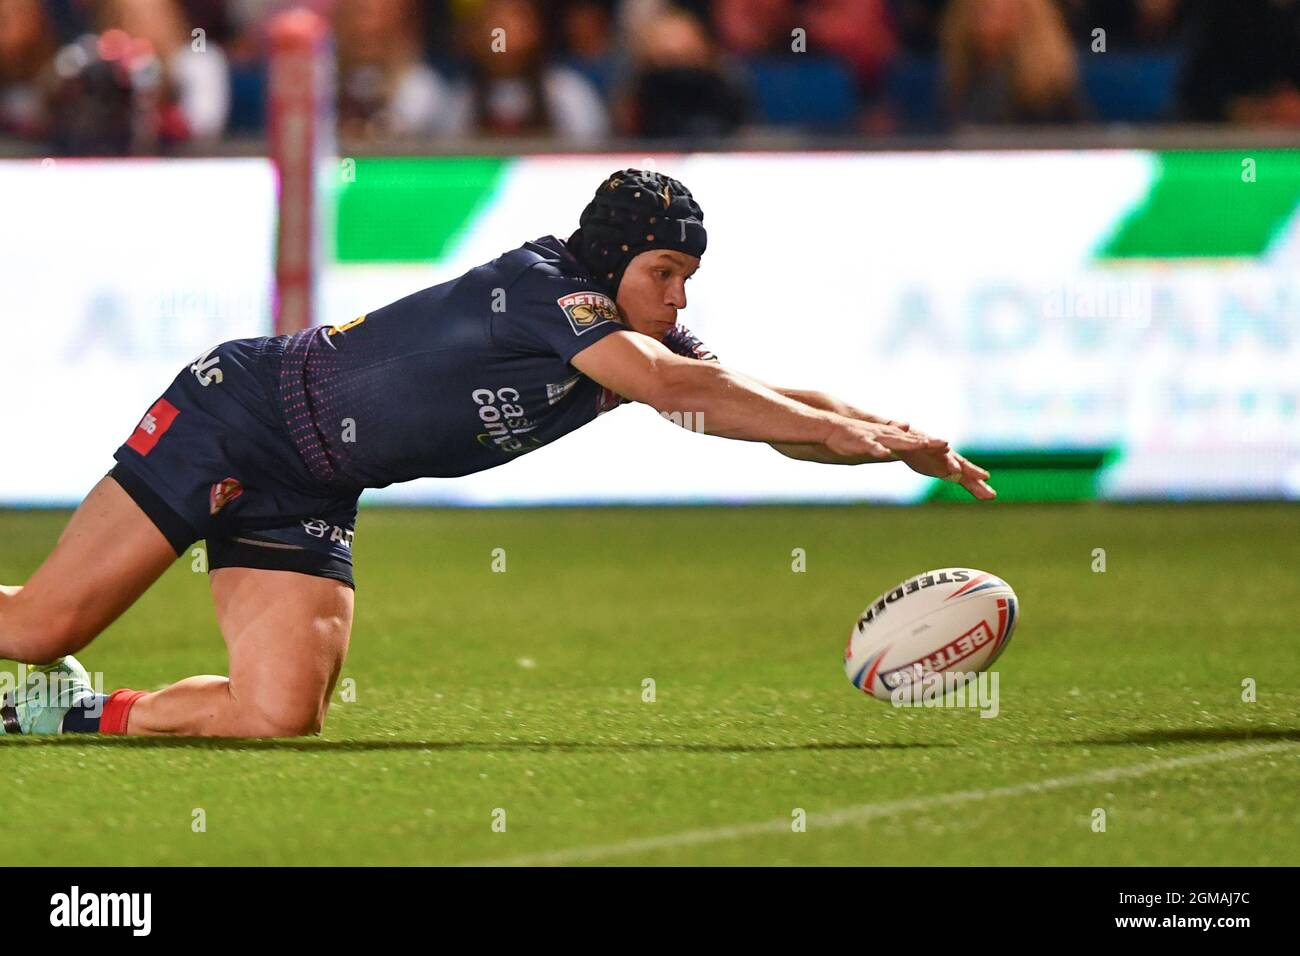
[662,324,719,363]
[492,267,628,366]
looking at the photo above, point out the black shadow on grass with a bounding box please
[3,738,952,753]
[1065,727,1300,747]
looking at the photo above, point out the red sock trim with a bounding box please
[100,689,146,735]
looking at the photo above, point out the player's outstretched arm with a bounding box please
[571,331,945,461]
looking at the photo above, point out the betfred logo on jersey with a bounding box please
[556,291,619,335]
[125,399,180,456]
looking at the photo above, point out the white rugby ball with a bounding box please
[844,568,1019,701]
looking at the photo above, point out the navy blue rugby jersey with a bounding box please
[268,236,718,490]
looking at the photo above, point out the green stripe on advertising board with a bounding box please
[924,448,1121,502]
[1097,150,1300,260]
[335,157,509,262]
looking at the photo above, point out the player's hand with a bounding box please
[895,444,997,500]
[823,418,950,462]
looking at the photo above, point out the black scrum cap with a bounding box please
[567,169,707,296]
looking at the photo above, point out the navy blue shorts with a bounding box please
[111,337,361,588]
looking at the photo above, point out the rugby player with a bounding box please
[0,169,994,737]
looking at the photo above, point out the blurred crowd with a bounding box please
[2,0,1299,153]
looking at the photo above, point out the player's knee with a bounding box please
[41,612,96,660]
[2,601,92,663]
[242,696,324,738]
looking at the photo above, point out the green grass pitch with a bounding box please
[1,502,1297,866]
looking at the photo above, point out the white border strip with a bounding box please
[471,741,1299,867]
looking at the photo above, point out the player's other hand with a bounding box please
[895,442,997,501]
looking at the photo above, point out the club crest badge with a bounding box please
[556,291,619,335]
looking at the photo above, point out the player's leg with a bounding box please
[122,567,352,737]
[0,474,179,664]
[96,498,359,737]
[4,331,361,736]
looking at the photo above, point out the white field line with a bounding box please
[471,741,1299,867]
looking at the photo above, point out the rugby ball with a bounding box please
[844,568,1019,701]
